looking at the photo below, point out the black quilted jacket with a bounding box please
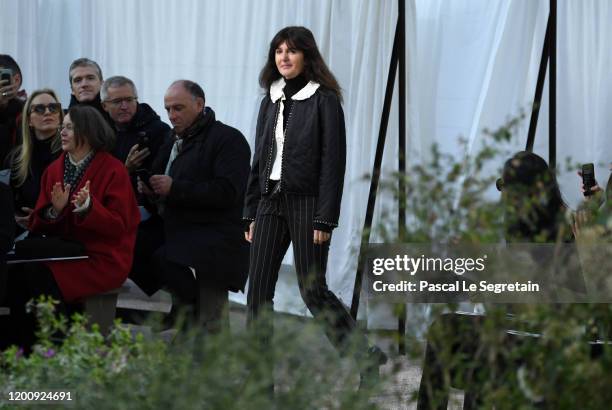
[243,87,346,231]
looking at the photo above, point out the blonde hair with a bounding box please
[12,89,63,187]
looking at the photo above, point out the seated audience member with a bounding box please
[135,80,250,333]
[0,55,27,163]
[5,89,63,232]
[67,58,110,122]
[1,105,139,350]
[0,178,15,305]
[417,151,575,410]
[101,76,170,190]
[501,151,572,243]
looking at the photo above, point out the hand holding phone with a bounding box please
[136,168,154,194]
[125,141,151,172]
[581,163,596,197]
[0,68,11,83]
[15,207,34,229]
[136,132,150,151]
[0,68,15,105]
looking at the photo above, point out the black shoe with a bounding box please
[359,346,388,390]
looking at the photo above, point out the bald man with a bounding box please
[134,80,251,332]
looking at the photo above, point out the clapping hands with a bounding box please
[51,182,71,215]
[72,180,91,209]
[50,180,91,215]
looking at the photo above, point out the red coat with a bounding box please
[30,151,140,301]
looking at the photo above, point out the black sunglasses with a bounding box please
[30,103,61,115]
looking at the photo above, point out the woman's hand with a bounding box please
[245,222,255,243]
[51,182,71,215]
[313,230,330,245]
[71,180,91,209]
[15,207,34,229]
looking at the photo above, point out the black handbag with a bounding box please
[13,237,86,259]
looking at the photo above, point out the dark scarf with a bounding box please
[63,151,94,193]
[174,107,214,142]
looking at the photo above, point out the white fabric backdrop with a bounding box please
[1,0,610,327]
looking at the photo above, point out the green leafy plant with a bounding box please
[0,297,385,409]
[369,113,612,409]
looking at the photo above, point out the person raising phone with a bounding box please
[0,54,26,164]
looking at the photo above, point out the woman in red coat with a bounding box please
[29,104,140,301]
[2,105,139,350]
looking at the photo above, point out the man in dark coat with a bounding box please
[0,55,26,164]
[101,75,171,194]
[136,80,251,332]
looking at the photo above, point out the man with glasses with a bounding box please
[102,76,171,302]
[0,55,26,164]
[101,76,170,176]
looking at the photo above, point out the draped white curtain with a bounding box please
[1,0,610,326]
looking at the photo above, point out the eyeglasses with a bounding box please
[105,96,137,107]
[30,103,61,115]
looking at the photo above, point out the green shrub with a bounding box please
[0,297,383,409]
[371,114,612,409]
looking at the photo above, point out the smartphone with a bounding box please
[136,168,154,192]
[136,132,150,151]
[582,163,596,196]
[0,68,12,84]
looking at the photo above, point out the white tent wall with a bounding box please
[1,1,610,329]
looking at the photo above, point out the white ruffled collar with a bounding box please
[270,78,320,103]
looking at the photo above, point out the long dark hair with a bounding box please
[501,151,567,242]
[68,105,115,152]
[259,26,342,102]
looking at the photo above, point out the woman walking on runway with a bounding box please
[244,26,386,391]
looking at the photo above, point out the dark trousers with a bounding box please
[417,314,486,410]
[247,193,366,355]
[0,263,69,352]
[151,246,228,333]
[130,216,228,333]
[129,214,165,296]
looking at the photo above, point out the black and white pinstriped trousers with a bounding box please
[246,193,364,354]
